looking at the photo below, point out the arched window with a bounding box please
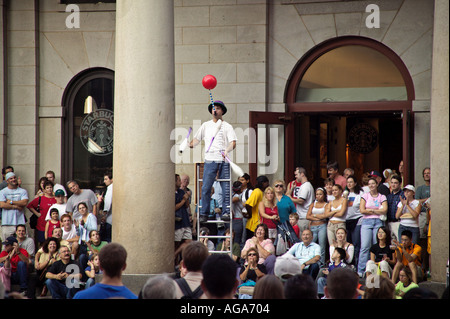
[286,36,414,110]
[283,36,415,184]
[296,45,408,102]
[62,68,114,190]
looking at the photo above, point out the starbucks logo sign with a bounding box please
[80,109,114,156]
[348,123,378,154]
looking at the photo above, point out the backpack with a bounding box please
[29,196,41,229]
[241,188,252,219]
[175,277,203,299]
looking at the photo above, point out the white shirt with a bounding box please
[292,181,315,219]
[193,120,237,162]
[45,203,67,221]
[285,241,321,268]
[397,200,420,228]
[62,224,78,242]
[103,183,113,225]
[346,191,364,221]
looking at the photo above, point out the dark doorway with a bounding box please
[293,112,402,188]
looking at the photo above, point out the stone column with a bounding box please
[0,0,6,167]
[113,0,175,274]
[5,0,39,205]
[430,0,449,284]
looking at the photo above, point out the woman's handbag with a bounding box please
[30,196,41,229]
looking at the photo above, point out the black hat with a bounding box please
[369,170,382,178]
[2,236,18,246]
[232,181,242,192]
[208,100,227,115]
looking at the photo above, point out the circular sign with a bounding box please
[348,123,378,154]
[80,109,114,156]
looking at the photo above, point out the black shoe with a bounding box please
[199,215,208,223]
[221,214,230,221]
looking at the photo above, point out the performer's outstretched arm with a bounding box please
[189,138,200,148]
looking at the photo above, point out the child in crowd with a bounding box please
[229,181,244,248]
[324,178,335,201]
[394,266,419,299]
[317,247,347,297]
[45,208,61,240]
[199,227,215,252]
[289,213,300,239]
[196,187,221,220]
[85,253,102,289]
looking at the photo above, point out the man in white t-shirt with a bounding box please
[189,101,237,224]
[60,213,79,255]
[287,167,315,234]
[0,172,29,240]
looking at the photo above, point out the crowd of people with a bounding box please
[0,167,113,299]
[0,159,444,300]
[172,161,444,299]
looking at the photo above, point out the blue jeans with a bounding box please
[85,277,96,289]
[346,218,362,267]
[232,218,244,249]
[398,225,420,244]
[317,276,327,295]
[358,218,384,274]
[10,261,28,290]
[310,223,327,266]
[303,262,320,280]
[201,161,230,216]
[45,279,80,299]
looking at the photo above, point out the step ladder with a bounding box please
[195,162,233,256]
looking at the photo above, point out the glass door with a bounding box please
[248,111,295,185]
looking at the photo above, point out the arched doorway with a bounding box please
[250,36,414,186]
[61,68,114,190]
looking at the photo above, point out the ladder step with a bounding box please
[199,235,232,239]
[196,163,234,251]
[209,251,233,254]
[199,220,231,224]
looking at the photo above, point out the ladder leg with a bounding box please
[195,162,234,257]
[219,162,231,215]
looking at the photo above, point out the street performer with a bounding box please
[189,100,237,223]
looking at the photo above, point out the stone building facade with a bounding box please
[0,0,448,282]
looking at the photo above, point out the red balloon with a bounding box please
[202,75,217,90]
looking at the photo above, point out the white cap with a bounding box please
[274,254,302,282]
[403,184,415,192]
[5,172,15,180]
[383,168,393,178]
